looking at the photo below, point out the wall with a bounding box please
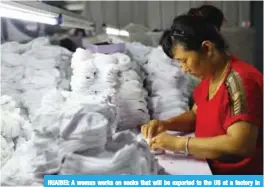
[81,1,254,64]
[82,1,251,30]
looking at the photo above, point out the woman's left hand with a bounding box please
[149,132,182,152]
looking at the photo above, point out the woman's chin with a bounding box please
[190,73,203,79]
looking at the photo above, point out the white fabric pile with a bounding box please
[1,37,50,54]
[1,53,25,103]
[125,42,151,70]
[1,95,32,168]
[112,53,150,131]
[1,92,159,185]
[70,48,119,97]
[61,130,159,174]
[70,48,149,131]
[143,47,190,119]
[1,37,72,120]
[70,48,119,135]
[126,44,192,120]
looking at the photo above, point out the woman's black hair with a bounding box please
[160,14,228,59]
[159,30,174,58]
[60,38,77,52]
[74,28,86,37]
[187,5,225,31]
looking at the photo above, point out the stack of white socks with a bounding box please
[1,53,26,105]
[70,48,150,132]
[112,53,150,131]
[60,130,159,175]
[0,95,32,167]
[1,37,72,120]
[69,48,119,136]
[143,47,190,119]
[1,93,160,185]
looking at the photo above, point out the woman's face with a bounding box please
[171,44,211,79]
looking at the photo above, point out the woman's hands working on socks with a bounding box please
[141,119,183,152]
[141,106,197,152]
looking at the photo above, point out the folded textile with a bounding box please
[1,65,25,82]
[150,101,188,114]
[1,95,21,113]
[93,64,119,83]
[125,42,151,65]
[71,48,93,69]
[148,93,188,108]
[72,59,97,75]
[1,135,15,167]
[1,42,29,54]
[70,75,96,91]
[32,149,62,178]
[153,108,187,120]
[1,95,32,139]
[27,37,50,48]
[119,70,141,82]
[1,95,33,170]
[24,57,58,70]
[112,53,132,72]
[71,82,117,95]
[122,80,143,89]
[21,68,60,89]
[1,53,26,67]
[60,130,160,175]
[1,111,22,139]
[147,78,177,92]
[40,89,66,110]
[118,89,147,100]
[22,45,72,61]
[93,53,118,67]
[60,144,141,174]
[1,141,39,186]
[22,89,53,119]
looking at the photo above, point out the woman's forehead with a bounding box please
[172,45,188,59]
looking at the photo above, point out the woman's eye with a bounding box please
[181,60,186,64]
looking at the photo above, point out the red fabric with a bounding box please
[193,56,263,174]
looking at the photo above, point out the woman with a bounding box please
[141,14,263,174]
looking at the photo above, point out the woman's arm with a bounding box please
[165,104,197,132]
[175,121,258,159]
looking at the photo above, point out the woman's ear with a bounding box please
[201,41,214,57]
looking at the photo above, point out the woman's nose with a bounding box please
[180,66,190,73]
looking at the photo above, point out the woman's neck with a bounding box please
[210,53,230,83]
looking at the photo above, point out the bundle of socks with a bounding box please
[70,48,150,132]
[1,37,72,120]
[1,53,26,104]
[125,42,150,79]
[60,130,160,175]
[0,95,32,168]
[70,48,118,96]
[125,42,151,66]
[112,53,150,131]
[144,47,190,119]
[1,93,160,186]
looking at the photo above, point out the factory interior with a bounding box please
[0,1,263,185]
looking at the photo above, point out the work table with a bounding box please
[156,131,212,175]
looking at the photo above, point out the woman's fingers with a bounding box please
[141,124,146,136]
[147,120,158,139]
[150,142,162,150]
[141,124,149,138]
[141,120,162,139]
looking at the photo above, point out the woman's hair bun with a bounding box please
[187,5,224,31]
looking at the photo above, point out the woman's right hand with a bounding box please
[141,119,168,139]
